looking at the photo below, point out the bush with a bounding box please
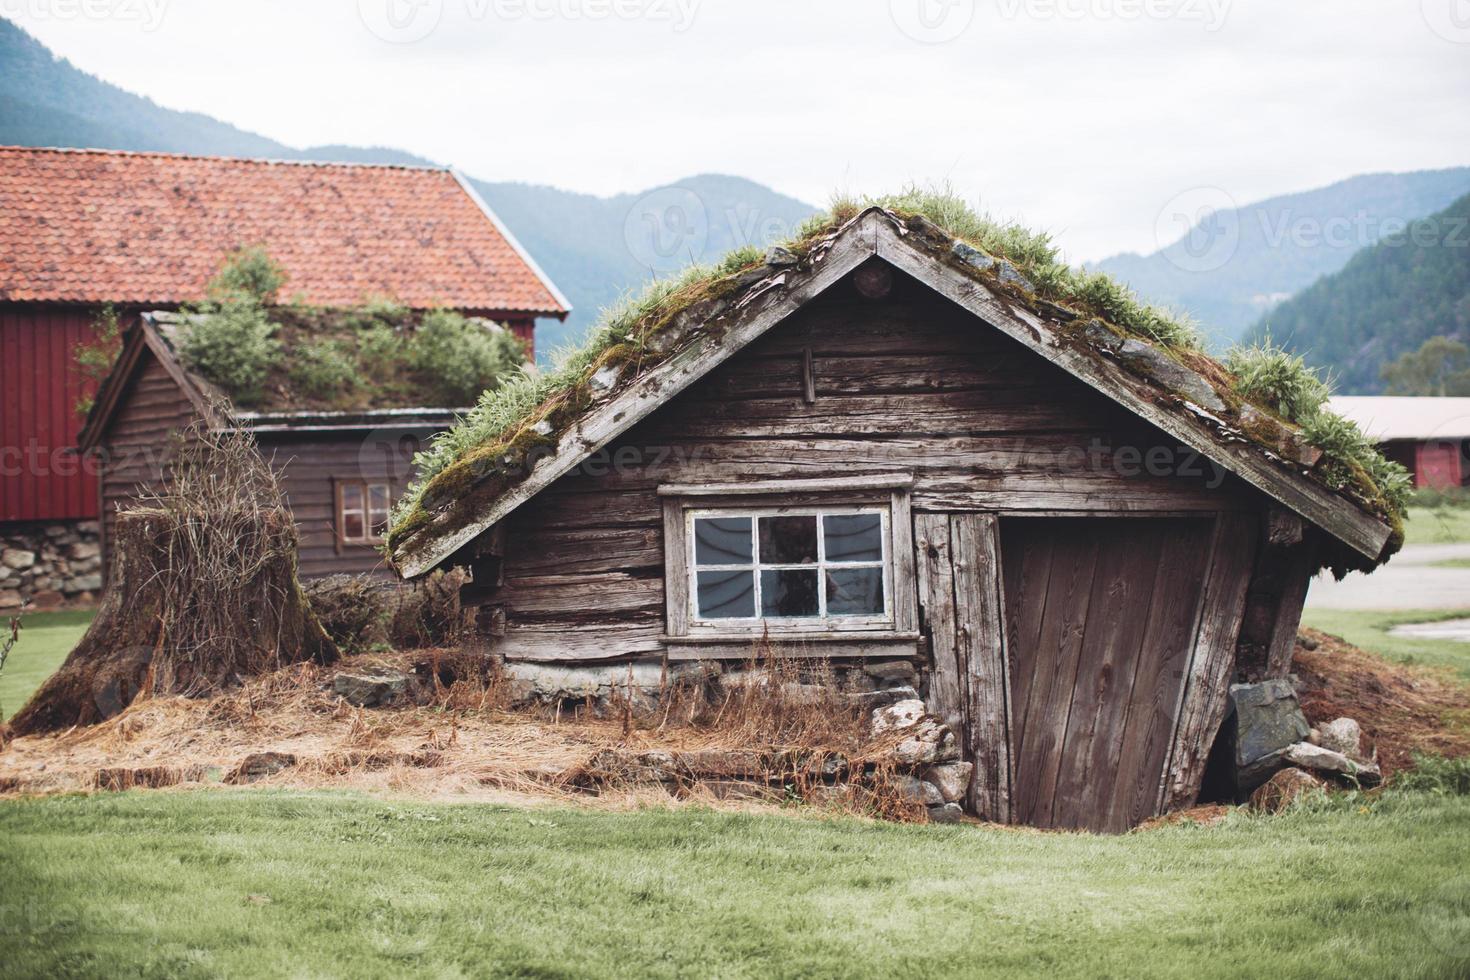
[289,340,359,399]
[304,575,390,654]
[388,569,466,649]
[178,299,282,406]
[355,323,404,382]
[409,310,526,406]
[208,246,286,304]
[1393,755,1470,795]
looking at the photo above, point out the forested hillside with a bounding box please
[1245,192,1470,393]
[1098,169,1470,346]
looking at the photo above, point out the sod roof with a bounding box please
[386,196,1407,579]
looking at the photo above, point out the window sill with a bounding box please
[661,631,923,661]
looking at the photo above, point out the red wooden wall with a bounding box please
[0,305,102,522]
[1415,440,1466,489]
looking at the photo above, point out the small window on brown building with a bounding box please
[337,482,392,546]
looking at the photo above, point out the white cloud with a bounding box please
[8,0,1470,260]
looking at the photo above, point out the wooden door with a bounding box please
[1000,517,1215,833]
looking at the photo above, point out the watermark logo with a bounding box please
[624,187,710,274]
[890,0,975,44]
[993,0,1230,31]
[1422,0,1470,43]
[1418,874,1470,959]
[1156,186,1240,273]
[357,426,429,483]
[0,0,169,30]
[358,0,444,43]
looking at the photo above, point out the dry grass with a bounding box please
[0,642,925,820]
[1294,627,1470,776]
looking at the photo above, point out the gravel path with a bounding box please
[1306,544,1470,611]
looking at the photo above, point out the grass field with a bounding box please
[0,610,92,720]
[0,789,1468,979]
[1405,505,1470,545]
[1299,607,1470,680]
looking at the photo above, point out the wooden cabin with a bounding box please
[77,311,522,580]
[1330,396,1470,490]
[389,209,1395,832]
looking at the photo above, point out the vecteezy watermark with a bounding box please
[624,187,710,274]
[1417,874,1470,959]
[1155,186,1241,274]
[889,0,975,44]
[993,0,1231,30]
[358,0,698,43]
[0,0,168,30]
[1421,0,1470,43]
[622,186,803,273]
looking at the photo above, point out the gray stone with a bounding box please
[894,721,960,765]
[530,419,554,437]
[0,589,21,609]
[333,668,411,707]
[1284,742,1381,787]
[923,761,974,803]
[896,775,944,807]
[950,240,995,272]
[847,686,919,711]
[1117,339,1227,412]
[1083,318,1124,353]
[63,574,102,594]
[588,365,622,394]
[864,660,919,689]
[1228,678,1310,792]
[995,260,1035,293]
[928,802,965,824]
[1315,718,1365,759]
[871,699,926,734]
[1,549,35,571]
[764,245,799,267]
[505,661,715,717]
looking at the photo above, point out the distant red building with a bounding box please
[1330,397,1470,489]
[0,146,568,528]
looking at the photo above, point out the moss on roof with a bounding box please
[387,188,1409,572]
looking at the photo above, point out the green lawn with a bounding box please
[0,789,1466,979]
[1405,505,1470,545]
[0,610,92,720]
[1299,607,1470,680]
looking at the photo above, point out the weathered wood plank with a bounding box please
[951,513,1012,822]
[1160,512,1259,812]
[1264,539,1318,679]
[662,498,689,636]
[915,513,964,733]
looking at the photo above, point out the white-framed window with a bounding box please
[337,481,391,546]
[687,506,892,628]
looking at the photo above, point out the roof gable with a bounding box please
[389,209,1392,577]
[0,146,568,316]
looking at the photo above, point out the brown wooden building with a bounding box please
[77,312,509,579]
[390,209,1395,832]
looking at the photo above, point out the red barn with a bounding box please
[0,146,568,609]
[1330,397,1470,489]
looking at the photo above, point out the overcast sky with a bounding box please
[9,0,1470,261]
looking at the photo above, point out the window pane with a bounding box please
[823,513,883,562]
[761,568,819,617]
[697,569,755,618]
[758,515,817,564]
[695,517,752,565]
[368,484,391,512]
[826,567,885,616]
[342,512,365,541]
[341,484,363,510]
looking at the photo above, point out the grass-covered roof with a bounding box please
[387,189,1410,575]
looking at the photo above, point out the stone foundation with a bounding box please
[0,520,103,610]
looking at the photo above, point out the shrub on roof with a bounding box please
[178,297,282,407]
[289,339,360,400]
[208,245,286,304]
[409,309,527,406]
[1226,335,1332,421]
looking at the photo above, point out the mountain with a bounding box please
[1241,192,1470,394]
[1096,169,1470,347]
[0,17,815,356]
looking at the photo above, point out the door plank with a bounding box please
[915,513,964,733]
[952,513,1012,821]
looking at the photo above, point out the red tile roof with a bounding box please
[0,146,568,316]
